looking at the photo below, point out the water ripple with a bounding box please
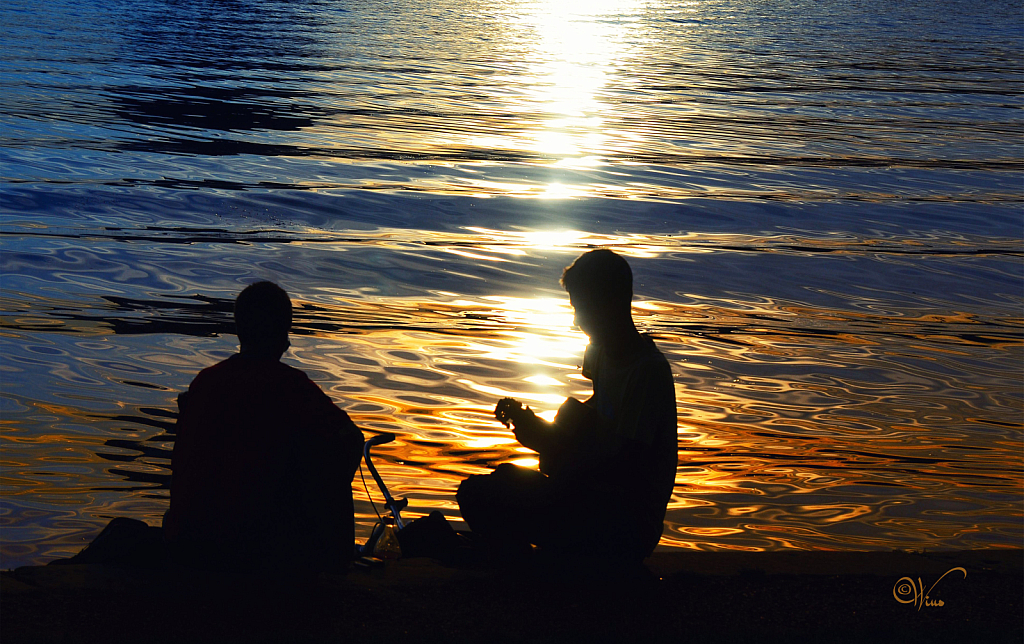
[2,0,1022,566]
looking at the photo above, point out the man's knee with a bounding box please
[456,473,487,510]
[457,464,528,504]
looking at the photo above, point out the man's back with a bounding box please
[580,336,677,552]
[165,353,362,569]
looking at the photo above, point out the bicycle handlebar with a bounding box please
[365,432,396,447]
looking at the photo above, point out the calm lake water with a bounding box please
[2,0,1022,569]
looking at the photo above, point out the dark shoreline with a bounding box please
[3,549,1020,643]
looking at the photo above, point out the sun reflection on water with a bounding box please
[2,220,1022,566]
[480,0,649,193]
[4,0,1024,571]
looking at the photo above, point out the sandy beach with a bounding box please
[3,549,1020,643]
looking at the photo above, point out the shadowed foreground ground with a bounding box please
[2,549,1021,643]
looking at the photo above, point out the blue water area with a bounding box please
[1,0,1022,568]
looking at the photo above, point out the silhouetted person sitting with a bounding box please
[164,281,364,573]
[457,250,677,565]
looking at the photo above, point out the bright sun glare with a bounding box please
[452,294,588,416]
[515,0,644,176]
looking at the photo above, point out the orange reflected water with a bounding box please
[2,234,1021,566]
[2,0,1023,567]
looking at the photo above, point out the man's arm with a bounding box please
[495,397,559,454]
[494,397,625,476]
[295,378,365,566]
[303,379,364,475]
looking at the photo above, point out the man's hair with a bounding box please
[234,281,292,348]
[560,249,633,308]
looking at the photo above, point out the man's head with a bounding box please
[561,249,633,341]
[234,281,292,357]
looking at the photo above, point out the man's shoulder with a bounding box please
[585,335,671,379]
[189,355,237,387]
[634,336,671,373]
[186,355,351,425]
[191,354,316,390]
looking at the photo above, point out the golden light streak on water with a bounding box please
[509,457,541,468]
[2,222,1021,564]
[3,0,1022,571]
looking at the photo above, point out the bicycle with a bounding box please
[357,432,407,557]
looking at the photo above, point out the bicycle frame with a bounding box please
[358,432,408,557]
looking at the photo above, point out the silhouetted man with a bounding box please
[164,281,363,572]
[457,249,678,564]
